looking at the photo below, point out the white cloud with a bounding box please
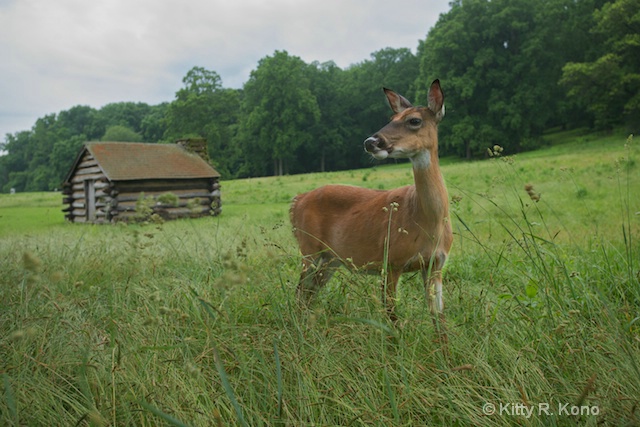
[0,0,449,140]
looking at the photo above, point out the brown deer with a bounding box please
[290,80,452,333]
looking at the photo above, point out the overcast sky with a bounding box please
[0,0,450,143]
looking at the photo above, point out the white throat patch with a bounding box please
[411,151,431,170]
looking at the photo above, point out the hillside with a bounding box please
[0,129,637,240]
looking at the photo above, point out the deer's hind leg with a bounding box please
[297,253,339,308]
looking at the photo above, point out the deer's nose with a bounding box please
[364,136,386,153]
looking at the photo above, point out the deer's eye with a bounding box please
[407,118,422,127]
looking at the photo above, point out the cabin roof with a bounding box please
[65,142,221,183]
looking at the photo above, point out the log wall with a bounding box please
[110,179,221,222]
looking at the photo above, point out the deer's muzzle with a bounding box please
[364,136,391,159]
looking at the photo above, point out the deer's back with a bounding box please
[290,184,414,265]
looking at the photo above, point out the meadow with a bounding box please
[0,130,638,426]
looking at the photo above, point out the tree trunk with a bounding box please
[274,158,284,176]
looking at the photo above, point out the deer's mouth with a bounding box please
[370,148,390,160]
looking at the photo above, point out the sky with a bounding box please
[0,0,451,144]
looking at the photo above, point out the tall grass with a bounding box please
[0,131,638,426]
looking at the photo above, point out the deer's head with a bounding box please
[364,79,444,161]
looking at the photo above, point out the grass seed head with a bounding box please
[10,329,26,341]
[22,251,42,272]
[86,410,107,427]
[524,184,541,202]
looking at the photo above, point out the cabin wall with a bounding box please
[109,178,221,222]
[62,151,112,223]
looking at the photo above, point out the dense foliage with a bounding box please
[1,0,638,191]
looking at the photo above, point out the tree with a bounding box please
[417,0,501,158]
[101,125,144,142]
[1,105,107,191]
[561,0,640,131]
[0,131,31,192]
[368,48,419,97]
[57,105,104,141]
[99,102,153,136]
[417,0,604,158]
[239,51,320,176]
[49,135,86,186]
[140,103,169,142]
[303,61,352,172]
[348,49,419,134]
[164,66,224,139]
[164,67,241,177]
[181,66,223,95]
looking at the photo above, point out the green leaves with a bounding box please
[418,0,616,158]
[561,0,640,131]
[180,66,222,96]
[101,125,143,142]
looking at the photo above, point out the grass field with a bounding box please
[1,130,639,426]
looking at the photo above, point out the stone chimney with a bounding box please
[175,138,210,163]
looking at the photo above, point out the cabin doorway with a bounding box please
[84,179,96,221]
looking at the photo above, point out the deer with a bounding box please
[290,80,453,337]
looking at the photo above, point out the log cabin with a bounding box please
[61,139,221,223]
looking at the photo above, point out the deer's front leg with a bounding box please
[425,270,448,344]
[430,273,444,313]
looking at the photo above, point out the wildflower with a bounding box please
[488,145,504,157]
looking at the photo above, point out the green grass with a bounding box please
[0,192,65,236]
[1,130,639,426]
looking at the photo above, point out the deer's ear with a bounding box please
[427,79,445,121]
[384,88,413,114]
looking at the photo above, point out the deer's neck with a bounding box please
[410,150,448,224]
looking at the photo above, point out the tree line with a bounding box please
[1,0,637,193]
